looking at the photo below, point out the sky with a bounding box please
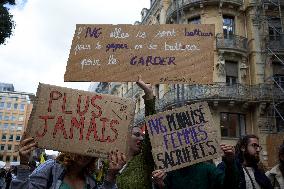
[0,0,149,156]
[0,0,150,94]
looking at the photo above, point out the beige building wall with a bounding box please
[0,92,33,163]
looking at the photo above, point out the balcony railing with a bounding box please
[156,83,284,111]
[134,108,145,125]
[167,0,243,18]
[124,85,143,98]
[216,33,248,52]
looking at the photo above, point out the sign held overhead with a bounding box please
[26,83,135,158]
[64,24,215,84]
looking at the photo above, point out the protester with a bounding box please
[11,133,126,189]
[224,134,273,189]
[0,168,6,189]
[115,76,155,189]
[5,169,12,189]
[266,143,284,188]
[118,77,239,189]
[152,143,239,189]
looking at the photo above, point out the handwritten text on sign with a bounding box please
[27,83,135,158]
[64,24,214,84]
[145,102,220,172]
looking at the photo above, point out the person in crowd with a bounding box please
[115,76,155,189]
[152,143,239,189]
[123,77,239,189]
[266,143,284,188]
[221,134,273,189]
[0,168,6,189]
[11,133,126,189]
[5,169,12,189]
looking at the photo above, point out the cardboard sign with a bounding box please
[27,83,135,158]
[145,102,221,172]
[64,24,215,84]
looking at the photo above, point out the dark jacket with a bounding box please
[11,159,116,189]
[218,159,273,189]
[164,159,239,189]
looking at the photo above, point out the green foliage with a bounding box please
[0,0,16,45]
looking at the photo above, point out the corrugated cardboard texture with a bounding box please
[145,102,221,172]
[27,83,135,158]
[64,24,214,84]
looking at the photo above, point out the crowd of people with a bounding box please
[6,78,284,189]
[0,166,17,189]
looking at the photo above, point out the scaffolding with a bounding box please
[255,0,284,132]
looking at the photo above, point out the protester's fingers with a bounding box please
[20,137,35,147]
[121,153,126,163]
[20,142,37,153]
[20,146,36,155]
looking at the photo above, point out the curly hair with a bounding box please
[56,153,97,174]
[235,134,259,163]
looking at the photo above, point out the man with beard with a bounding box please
[266,143,284,188]
[219,134,273,189]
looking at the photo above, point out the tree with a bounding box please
[0,0,15,45]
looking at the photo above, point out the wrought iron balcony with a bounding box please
[167,0,243,19]
[124,85,143,98]
[216,33,248,53]
[134,108,145,125]
[157,83,284,111]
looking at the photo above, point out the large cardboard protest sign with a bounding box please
[27,83,135,158]
[64,24,214,84]
[145,102,221,172]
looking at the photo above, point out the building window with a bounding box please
[220,112,246,138]
[17,125,23,131]
[0,144,5,151]
[20,104,25,111]
[14,103,18,110]
[3,123,9,130]
[9,135,13,141]
[4,115,9,121]
[0,102,4,109]
[225,61,238,85]
[6,102,11,110]
[0,97,5,102]
[223,15,235,38]
[6,155,10,162]
[0,112,2,120]
[11,114,17,121]
[1,134,6,141]
[16,135,21,141]
[13,156,17,162]
[188,16,201,24]
[18,115,24,121]
[7,144,12,151]
[268,17,282,41]
[273,74,284,89]
[10,123,15,131]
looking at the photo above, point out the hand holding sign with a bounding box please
[152,169,166,189]
[136,75,154,100]
[105,150,126,182]
[220,144,235,163]
[19,132,37,165]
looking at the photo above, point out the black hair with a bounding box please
[235,134,259,163]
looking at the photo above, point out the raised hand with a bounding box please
[136,75,154,100]
[152,169,166,189]
[19,132,37,165]
[105,150,126,182]
[220,144,235,162]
